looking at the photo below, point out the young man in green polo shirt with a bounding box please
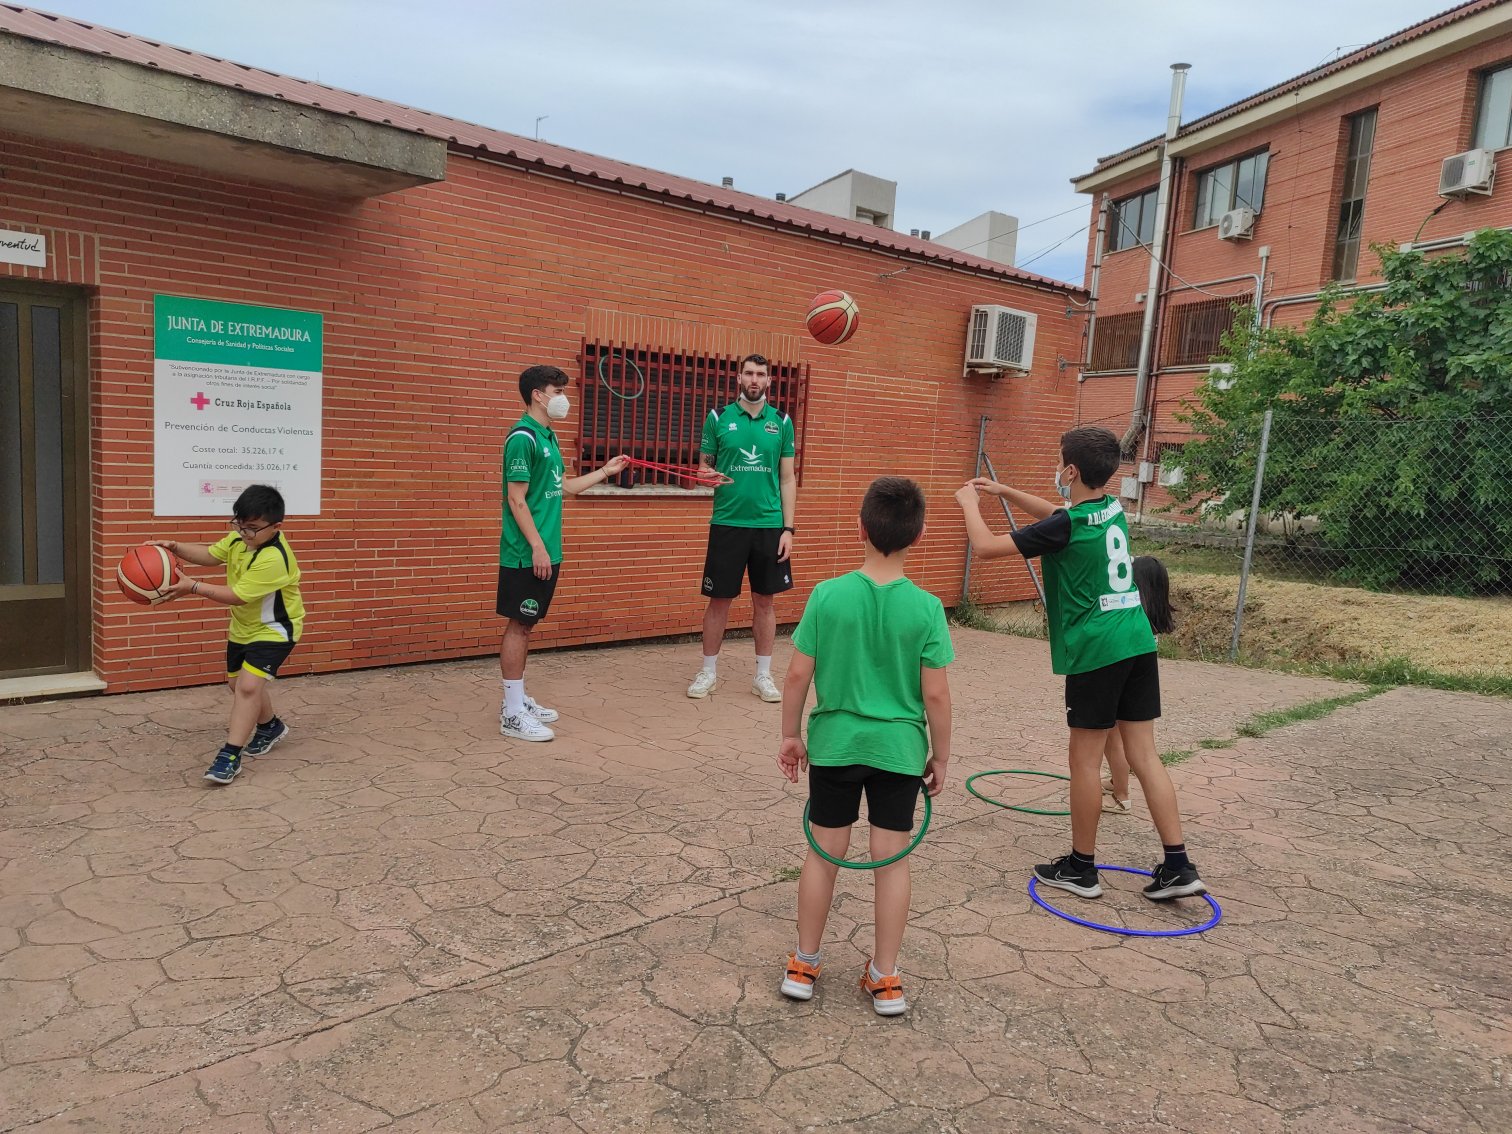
[689,353,798,703]
[498,365,626,742]
[954,425,1207,903]
[776,477,952,1016]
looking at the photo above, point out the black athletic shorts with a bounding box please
[226,640,296,680]
[496,563,561,625]
[1064,651,1161,730]
[700,524,794,599]
[808,763,923,833]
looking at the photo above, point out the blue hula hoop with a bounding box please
[1028,865,1222,937]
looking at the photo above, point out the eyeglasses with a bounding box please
[231,518,277,536]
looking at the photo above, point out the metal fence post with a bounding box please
[961,416,988,604]
[1230,408,1274,661]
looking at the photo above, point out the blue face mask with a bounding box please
[1054,467,1073,502]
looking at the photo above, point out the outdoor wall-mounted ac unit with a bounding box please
[1158,464,1185,488]
[1438,148,1496,197]
[965,304,1037,372]
[1218,207,1255,241]
[1208,362,1236,390]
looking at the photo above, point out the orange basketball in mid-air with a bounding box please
[116,544,179,606]
[806,290,860,345]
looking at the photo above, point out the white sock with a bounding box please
[755,655,773,678]
[702,655,718,675]
[502,679,525,717]
[796,946,821,965]
[869,961,895,982]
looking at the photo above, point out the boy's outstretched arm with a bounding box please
[147,539,218,567]
[954,484,1021,559]
[965,478,1059,521]
[921,665,951,797]
[777,651,815,783]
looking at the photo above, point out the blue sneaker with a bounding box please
[203,753,241,784]
[244,719,289,757]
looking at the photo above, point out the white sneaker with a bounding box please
[753,673,782,702]
[523,695,559,724]
[687,670,718,698]
[500,711,554,742]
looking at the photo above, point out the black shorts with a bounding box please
[496,563,561,625]
[808,763,923,833]
[226,640,296,680]
[1065,651,1161,730]
[700,524,793,599]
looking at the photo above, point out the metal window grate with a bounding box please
[579,341,809,486]
[1088,312,1143,371]
[1163,299,1240,367]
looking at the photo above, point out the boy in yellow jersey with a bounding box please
[154,484,304,785]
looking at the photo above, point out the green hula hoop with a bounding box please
[802,790,931,870]
[966,769,1072,816]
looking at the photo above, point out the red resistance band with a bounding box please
[620,456,729,488]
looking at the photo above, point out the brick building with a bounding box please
[0,6,1079,695]
[1072,0,1512,520]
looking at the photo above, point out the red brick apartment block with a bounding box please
[1073,0,1512,521]
[0,7,1082,692]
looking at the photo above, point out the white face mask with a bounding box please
[545,393,570,420]
[1054,467,1073,503]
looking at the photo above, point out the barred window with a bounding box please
[1163,299,1240,367]
[579,342,809,487]
[1088,312,1143,371]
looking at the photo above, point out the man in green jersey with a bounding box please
[955,425,1207,903]
[498,365,626,742]
[777,477,952,1016]
[688,354,798,703]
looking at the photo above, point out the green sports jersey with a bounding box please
[499,414,565,567]
[791,571,954,776]
[700,401,795,528]
[1011,495,1157,675]
[208,532,304,645]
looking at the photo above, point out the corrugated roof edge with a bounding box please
[1074,0,1507,181]
[0,3,1084,295]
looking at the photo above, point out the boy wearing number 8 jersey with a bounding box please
[954,426,1206,903]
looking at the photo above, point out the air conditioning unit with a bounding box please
[1218,207,1255,241]
[1438,148,1496,197]
[1208,362,1236,390]
[1158,464,1185,488]
[965,304,1037,372]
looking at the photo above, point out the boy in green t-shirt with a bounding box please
[777,477,953,1016]
[955,425,1206,903]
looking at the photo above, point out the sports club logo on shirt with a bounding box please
[764,421,780,434]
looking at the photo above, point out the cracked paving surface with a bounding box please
[1,629,1508,1132]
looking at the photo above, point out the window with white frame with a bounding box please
[1193,151,1269,229]
[1107,188,1158,252]
[1473,62,1512,150]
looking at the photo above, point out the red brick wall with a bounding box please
[1,132,1083,691]
[1078,31,1512,520]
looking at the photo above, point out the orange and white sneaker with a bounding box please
[780,954,821,1001]
[860,961,908,1016]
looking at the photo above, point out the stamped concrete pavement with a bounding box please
[0,629,1507,1131]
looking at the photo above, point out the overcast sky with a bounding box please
[34,0,1442,283]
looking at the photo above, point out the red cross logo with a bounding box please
[190,392,210,410]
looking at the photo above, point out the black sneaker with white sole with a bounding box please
[1033,854,1103,899]
[1142,862,1208,901]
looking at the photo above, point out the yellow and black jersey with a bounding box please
[208,532,305,645]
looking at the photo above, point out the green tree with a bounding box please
[1174,228,1512,593]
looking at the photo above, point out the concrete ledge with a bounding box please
[0,36,446,197]
[0,670,107,703]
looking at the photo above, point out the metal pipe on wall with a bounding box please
[1082,194,1111,374]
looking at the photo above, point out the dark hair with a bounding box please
[860,476,926,555]
[519,364,570,405]
[738,354,770,374]
[233,484,285,525]
[1060,425,1122,489]
[1133,555,1174,634]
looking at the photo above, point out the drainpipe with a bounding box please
[1123,62,1190,458]
[1254,245,1270,330]
[1082,194,1111,373]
